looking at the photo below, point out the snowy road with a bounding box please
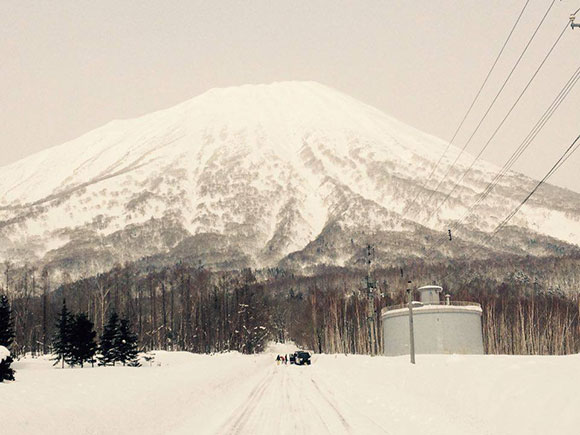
[2,350,580,435]
[193,353,475,435]
[171,353,390,435]
[212,362,390,435]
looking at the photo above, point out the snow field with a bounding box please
[1,351,579,434]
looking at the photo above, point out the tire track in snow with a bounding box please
[286,366,359,434]
[309,377,353,433]
[311,376,391,434]
[218,368,274,434]
[217,361,389,435]
[286,368,336,435]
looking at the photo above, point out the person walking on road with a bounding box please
[276,355,281,366]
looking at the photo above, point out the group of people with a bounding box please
[275,354,289,365]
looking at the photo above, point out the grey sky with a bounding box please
[1,0,579,192]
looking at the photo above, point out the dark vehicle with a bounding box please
[293,351,311,366]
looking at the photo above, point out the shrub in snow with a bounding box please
[142,352,155,366]
[0,294,15,382]
[0,345,14,382]
[0,295,15,349]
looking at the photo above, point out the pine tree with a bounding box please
[69,313,97,368]
[99,312,120,366]
[0,295,15,381]
[52,300,73,368]
[117,318,140,367]
[0,295,14,348]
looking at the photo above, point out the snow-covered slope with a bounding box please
[0,81,579,277]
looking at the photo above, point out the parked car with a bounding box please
[293,351,311,365]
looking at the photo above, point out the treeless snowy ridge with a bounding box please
[1,351,579,434]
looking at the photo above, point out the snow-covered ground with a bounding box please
[1,348,579,435]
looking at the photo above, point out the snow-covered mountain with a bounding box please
[1,81,579,278]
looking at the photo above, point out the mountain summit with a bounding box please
[1,81,579,277]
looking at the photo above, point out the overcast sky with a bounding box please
[1,0,579,192]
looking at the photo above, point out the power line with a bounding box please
[552,136,580,173]
[401,0,532,217]
[429,66,580,250]
[422,0,559,209]
[430,19,569,217]
[441,132,580,281]
[478,132,580,254]
[456,69,579,223]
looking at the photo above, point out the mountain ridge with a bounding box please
[1,81,579,279]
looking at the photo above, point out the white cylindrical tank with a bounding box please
[382,303,484,356]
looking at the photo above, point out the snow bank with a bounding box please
[264,340,301,355]
[0,345,10,362]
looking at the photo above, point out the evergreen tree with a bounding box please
[52,300,72,368]
[0,295,15,381]
[99,312,120,366]
[0,295,14,348]
[118,318,140,367]
[69,313,97,368]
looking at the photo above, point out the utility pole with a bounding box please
[407,280,416,364]
[42,268,49,355]
[365,244,377,355]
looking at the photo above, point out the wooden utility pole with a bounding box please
[407,280,415,364]
[365,244,377,355]
[42,268,49,355]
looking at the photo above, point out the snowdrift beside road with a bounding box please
[0,345,10,362]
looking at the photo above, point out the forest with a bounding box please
[1,252,580,358]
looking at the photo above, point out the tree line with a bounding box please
[1,253,580,358]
